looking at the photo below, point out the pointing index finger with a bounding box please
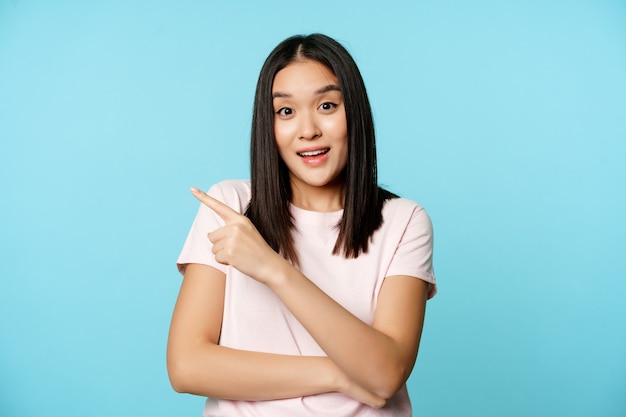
[190,187,241,223]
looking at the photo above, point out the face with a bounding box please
[272,59,348,202]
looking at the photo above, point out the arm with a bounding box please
[268,266,428,400]
[166,263,385,406]
[192,188,430,400]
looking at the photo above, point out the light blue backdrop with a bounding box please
[1,1,624,416]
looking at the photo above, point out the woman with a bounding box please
[167,33,436,417]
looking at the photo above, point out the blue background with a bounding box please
[1,1,625,416]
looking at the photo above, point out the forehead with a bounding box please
[272,60,339,93]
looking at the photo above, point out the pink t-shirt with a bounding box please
[177,180,436,417]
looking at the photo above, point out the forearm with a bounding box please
[167,262,384,406]
[267,262,422,399]
[168,343,336,400]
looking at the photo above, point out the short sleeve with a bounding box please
[385,205,437,299]
[176,180,251,275]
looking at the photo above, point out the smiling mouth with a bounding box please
[297,148,330,157]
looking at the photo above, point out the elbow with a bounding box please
[370,363,410,400]
[167,356,193,394]
[168,374,187,394]
[373,381,403,402]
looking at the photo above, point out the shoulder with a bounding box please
[381,196,434,236]
[207,179,251,214]
[383,196,429,221]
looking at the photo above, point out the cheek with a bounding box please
[325,118,348,144]
[273,121,294,147]
[273,126,296,160]
[322,111,348,136]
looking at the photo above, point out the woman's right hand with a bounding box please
[189,187,286,285]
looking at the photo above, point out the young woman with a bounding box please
[167,33,436,417]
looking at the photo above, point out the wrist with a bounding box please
[324,359,347,393]
[263,255,293,289]
[316,357,344,393]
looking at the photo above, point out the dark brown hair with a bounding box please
[246,33,396,264]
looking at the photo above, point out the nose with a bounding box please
[297,112,321,140]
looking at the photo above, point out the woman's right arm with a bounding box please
[166,263,384,407]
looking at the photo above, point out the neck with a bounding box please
[290,182,344,212]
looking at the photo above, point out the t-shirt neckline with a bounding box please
[289,203,343,226]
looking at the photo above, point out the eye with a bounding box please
[276,107,294,118]
[319,102,337,111]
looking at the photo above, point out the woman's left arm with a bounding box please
[268,267,428,401]
[191,187,429,400]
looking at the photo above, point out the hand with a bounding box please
[190,187,285,284]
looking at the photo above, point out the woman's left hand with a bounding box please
[190,187,285,284]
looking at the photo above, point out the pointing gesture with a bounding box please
[190,187,241,224]
[190,187,285,284]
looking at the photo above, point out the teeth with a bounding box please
[298,149,329,157]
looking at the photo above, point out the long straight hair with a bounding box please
[246,33,396,264]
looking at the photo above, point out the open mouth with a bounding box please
[297,148,330,157]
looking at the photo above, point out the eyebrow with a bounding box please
[272,84,341,99]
